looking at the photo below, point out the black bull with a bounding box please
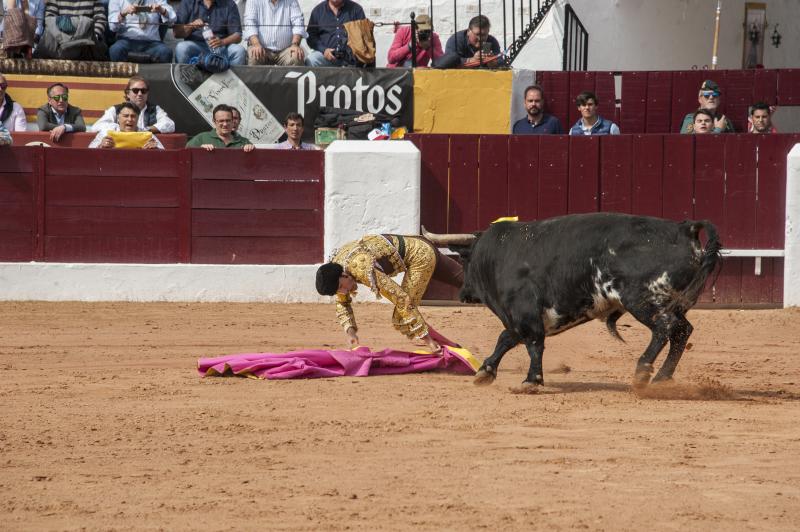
[427,212,722,391]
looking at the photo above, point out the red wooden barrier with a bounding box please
[10,131,188,150]
[0,146,324,264]
[190,149,323,264]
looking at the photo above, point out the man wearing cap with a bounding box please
[680,80,735,134]
[315,234,464,352]
[386,15,443,68]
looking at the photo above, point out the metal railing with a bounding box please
[562,3,589,70]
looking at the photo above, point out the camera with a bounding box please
[418,29,431,42]
[332,42,347,60]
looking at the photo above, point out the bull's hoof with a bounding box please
[473,367,496,386]
[633,364,653,389]
[651,372,673,384]
[509,381,541,395]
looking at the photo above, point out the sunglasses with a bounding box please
[701,91,720,98]
[0,83,8,90]
[128,88,149,94]
[50,94,69,101]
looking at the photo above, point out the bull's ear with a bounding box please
[448,244,472,262]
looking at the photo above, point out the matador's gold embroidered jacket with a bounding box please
[331,234,436,340]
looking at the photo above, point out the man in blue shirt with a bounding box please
[173,0,246,66]
[512,84,563,135]
[305,0,365,67]
[436,15,501,69]
[568,91,620,136]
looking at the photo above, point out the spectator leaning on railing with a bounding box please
[187,104,255,151]
[36,83,86,142]
[0,73,27,132]
[108,0,176,63]
[37,0,108,59]
[89,101,165,149]
[173,0,246,66]
[91,75,175,134]
[243,0,306,66]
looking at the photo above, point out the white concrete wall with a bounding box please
[785,143,800,308]
[0,141,421,302]
[324,140,421,259]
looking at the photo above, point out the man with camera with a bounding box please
[437,15,501,69]
[386,15,442,68]
[305,0,365,67]
[108,0,175,63]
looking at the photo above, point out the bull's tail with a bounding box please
[673,220,723,311]
[605,310,626,343]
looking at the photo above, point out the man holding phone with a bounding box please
[436,15,501,69]
[386,14,443,68]
[108,0,176,63]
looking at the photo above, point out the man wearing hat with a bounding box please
[315,234,464,352]
[680,79,735,134]
[386,14,443,68]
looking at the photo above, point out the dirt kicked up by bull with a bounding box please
[424,212,722,393]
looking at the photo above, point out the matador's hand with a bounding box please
[346,327,359,347]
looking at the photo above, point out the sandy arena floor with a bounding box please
[2,301,800,531]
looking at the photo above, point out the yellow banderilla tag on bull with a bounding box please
[491,216,519,224]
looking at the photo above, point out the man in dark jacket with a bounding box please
[305,0,365,67]
[36,83,86,143]
[437,15,501,69]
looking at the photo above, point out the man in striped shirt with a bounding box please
[243,0,306,66]
[38,0,108,59]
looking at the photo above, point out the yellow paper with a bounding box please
[107,130,153,149]
[492,216,519,223]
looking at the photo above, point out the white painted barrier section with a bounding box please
[324,140,421,260]
[0,263,324,302]
[0,140,422,303]
[784,143,800,308]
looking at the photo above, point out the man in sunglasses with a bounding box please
[680,79,734,134]
[36,83,86,143]
[91,75,175,135]
[0,73,28,132]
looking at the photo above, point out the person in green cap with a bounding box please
[680,79,735,134]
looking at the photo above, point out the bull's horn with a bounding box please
[421,225,477,246]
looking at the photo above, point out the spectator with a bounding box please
[0,73,27,132]
[679,80,734,134]
[91,75,175,134]
[275,112,318,150]
[231,106,241,132]
[386,14,442,68]
[748,102,777,134]
[243,0,305,66]
[305,0,365,67]
[173,0,246,66]
[89,102,164,149]
[108,0,176,63]
[187,104,255,151]
[38,0,108,59]
[437,15,501,69]
[36,83,86,143]
[691,109,714,135]
[0,123,12,145]
[568,91,620,136]
[512,84,563,135]
[0,0,45,58]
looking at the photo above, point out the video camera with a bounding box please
[417,29,431,42]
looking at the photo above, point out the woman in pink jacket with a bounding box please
[386,15,443,68]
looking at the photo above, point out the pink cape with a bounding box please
[197,329,479,380]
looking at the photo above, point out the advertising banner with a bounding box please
[141,64,414,142]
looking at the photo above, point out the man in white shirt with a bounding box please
[91,75,175,134]
[244,0,305,66]
[108,0,176,63]
[89,102,164,149]
[0,74,28,132]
